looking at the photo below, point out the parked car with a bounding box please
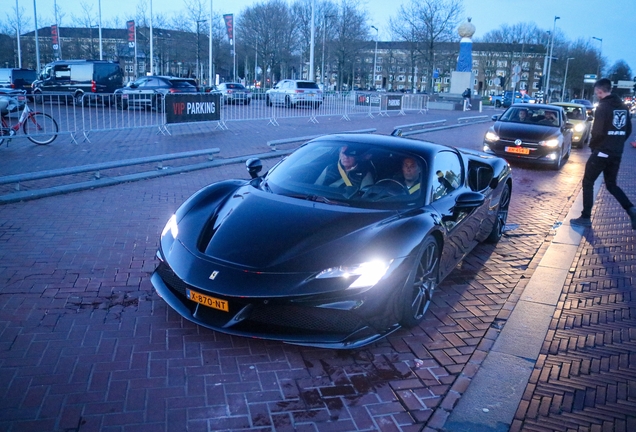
[484,103,574,169]
[489,94,504,107]
[114,76,198,111]
[217,82,252,104]
[151,133,512,348]
[0,68,38,96]
[551,102,593,148]
[266,79,323,108]
[32,60,123,105]
[502,91,535,107]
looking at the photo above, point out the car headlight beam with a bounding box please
[485,131,500,142]
[316,260,393,289]
[540,138,560,147]
[574,123,585,132]
[161,214,179,239]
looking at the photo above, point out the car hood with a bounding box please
[493,121,560,141]
[178,186,417,273]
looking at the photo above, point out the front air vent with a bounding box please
[197,214,219,253]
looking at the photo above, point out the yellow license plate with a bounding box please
[505,146,530,155]
[187,289,229,312]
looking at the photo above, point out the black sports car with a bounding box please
[483,103,574,169]
[151,134,512,348]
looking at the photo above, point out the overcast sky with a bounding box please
[23,0,636,76]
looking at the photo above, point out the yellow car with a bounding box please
[551,102,593,148]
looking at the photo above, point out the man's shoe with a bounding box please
[570,216,592,227]
[628,207,636,230]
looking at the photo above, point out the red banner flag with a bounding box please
[223,14,233,42]
[126,20,135,47]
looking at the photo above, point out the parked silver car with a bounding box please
[266,80,323,108]
[217,82,252,105]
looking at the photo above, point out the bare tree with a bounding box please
[238,0,298,86]
[390,0,463,91]
[331,0,369,90]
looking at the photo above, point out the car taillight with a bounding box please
[91,80,96,93]
[10,83,15,88]
[169,89,178,93]
[227,90,233,93]
[295,90,303,93]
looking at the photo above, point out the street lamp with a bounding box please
[98,0,103,60]
[196,20,206,83]
[371,25,378,90]
[321,14,335,87]
[545,16,560,102]
[561,57,574,102]
[592,36,603,77]
[32,0,41,72]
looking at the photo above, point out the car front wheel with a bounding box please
[399,236,439,328]
[485,183,510,243]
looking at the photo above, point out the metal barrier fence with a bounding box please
[19,91,429,142]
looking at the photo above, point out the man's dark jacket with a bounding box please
[589,93,632,157]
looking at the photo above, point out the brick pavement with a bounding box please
[510,139,636,432]
[0,109,632,431]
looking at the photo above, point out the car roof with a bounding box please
[551,102,586,109]
[308,133,457,158]
[508,103,564,111]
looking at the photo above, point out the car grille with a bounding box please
[499,138,540,146]
[156,262,363,335]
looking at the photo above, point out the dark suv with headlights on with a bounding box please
[483,103,574,169]
[114,76,198,111]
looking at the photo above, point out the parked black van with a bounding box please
[32,60,123,105]
[0,68,38,95]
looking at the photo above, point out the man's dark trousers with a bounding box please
[582,153,633,218]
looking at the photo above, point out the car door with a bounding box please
[272,81,286,103]
[559,110,573,157]
[428,150,482,279]
[139,78,163,106]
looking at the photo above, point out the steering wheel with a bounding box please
[361,178,409,201]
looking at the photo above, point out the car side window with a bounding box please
[431,151,463,202]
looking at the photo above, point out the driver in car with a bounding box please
[315,145,374,189]
[398,157,422,194]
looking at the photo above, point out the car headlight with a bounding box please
[485,131,500,141]
[574,123,585,132]
[316,260,393,289]
[540,138,560,147]
[161,214,178,239]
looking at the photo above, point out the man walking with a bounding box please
[570,78,636,228]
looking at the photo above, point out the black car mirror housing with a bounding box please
[454,191,485,209]
[491,115,499,121]
[246,158,263,179]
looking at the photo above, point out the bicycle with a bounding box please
[1,92,59,146]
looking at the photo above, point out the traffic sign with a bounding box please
[584,73,597,84]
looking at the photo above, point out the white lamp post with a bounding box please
[32,0,41,72]
[592,36,603,77]
[98,0,103,60]
[545,16,560,102]
[371,25,378,90]
[561,57,574,102]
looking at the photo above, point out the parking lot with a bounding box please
[1,108,635,431]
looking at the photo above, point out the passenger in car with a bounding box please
[315,146,374,189]
[539,110,558,125]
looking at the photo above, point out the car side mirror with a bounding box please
[129,83,138,88]
[491,115,499,121]
[454,191,485,210]
[564,122,574,130]
[246,158,263,179]
[587,115,594,121]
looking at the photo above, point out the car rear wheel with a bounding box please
[266,96,272,107]
[495,100,501,108]
[73,92,85,106]
[33,90,43,104]
[399,237,439,328]
[285,96,295,108]
[485,183,510,243]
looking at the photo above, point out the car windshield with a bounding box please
[262,140,427,210]
[297,81,319,89]
[224,83,245,89]
[169,80,196,88]
[560,105,586,120]
[499,107,560,126]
